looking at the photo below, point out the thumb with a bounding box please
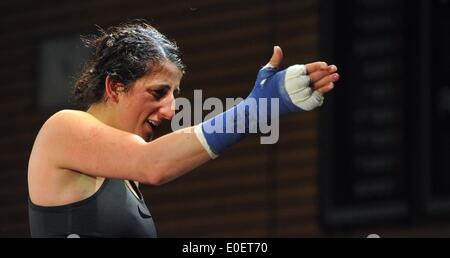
[268,46,283,68]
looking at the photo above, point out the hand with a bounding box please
[195,46,340,158]
[268,46,339,95]
[253,46,339,113]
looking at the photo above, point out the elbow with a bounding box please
[134,149,166,186]
[140,169,168,186]
[135,153,173,186]
[145,174,165,186]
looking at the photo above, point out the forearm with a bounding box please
[194,64,324,158]
[143,126,211,185]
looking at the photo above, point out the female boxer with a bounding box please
[28,20,339,237]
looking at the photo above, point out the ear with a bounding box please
[104,75,125,103]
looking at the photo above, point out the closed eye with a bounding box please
[150,86,170,100]
[148,85,180,100]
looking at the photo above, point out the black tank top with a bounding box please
[28,178,157,238]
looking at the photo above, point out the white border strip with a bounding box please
[194,124,219,159]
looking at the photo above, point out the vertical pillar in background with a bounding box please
[320,0,450,234]
[426,0,450,215]
[320,0,412,232]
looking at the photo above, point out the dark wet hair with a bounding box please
[73,20,184,108]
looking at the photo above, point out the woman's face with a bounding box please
[115,61,183,142]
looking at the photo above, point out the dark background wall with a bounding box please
[0,0,449,237]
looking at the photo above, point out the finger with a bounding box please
[313,73,339,90]
[309,65,338,82]
[268,46,283,68]
[305,61,328,74]
[316,82,334,94]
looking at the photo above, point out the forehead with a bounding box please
[138,61,183,89]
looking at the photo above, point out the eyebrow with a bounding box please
[148,84,180,93]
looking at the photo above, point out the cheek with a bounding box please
[131,97,159,118]
[117,100,145,125]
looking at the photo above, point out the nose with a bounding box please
[158,92,175,120]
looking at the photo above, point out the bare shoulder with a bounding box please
[35,109,104,146]
[29,110,96,168]
[41,109,97,133]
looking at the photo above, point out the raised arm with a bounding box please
[29,47,338,186]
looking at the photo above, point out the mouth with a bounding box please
[145,119,159,130]
[144,119,160,141]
